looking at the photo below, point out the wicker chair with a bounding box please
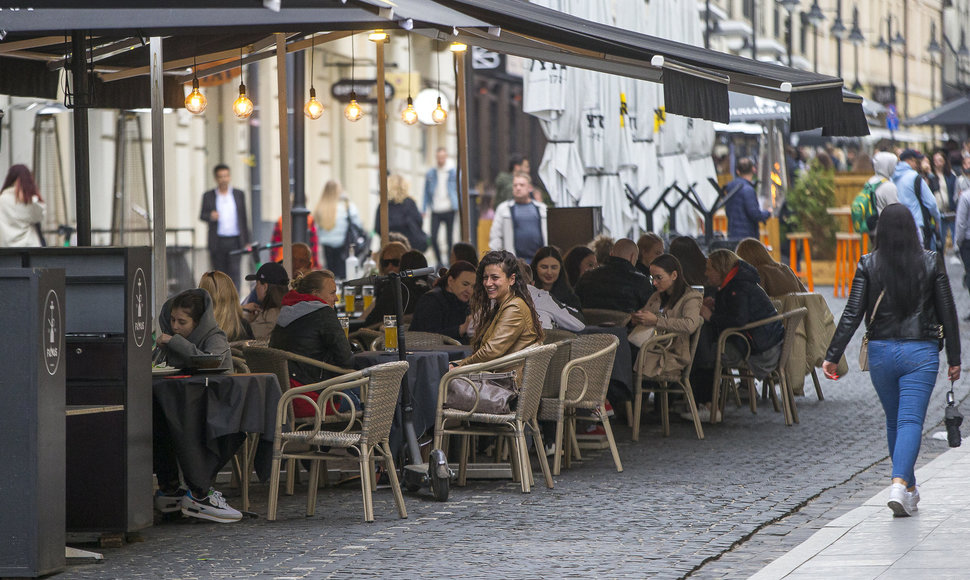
[582,308,631,328]
[266,360,410,522]
[242,345,355,494]
[538,334,621,475]
[631,325,704,441]
[710,307,808,426]
[433,344,558,493]
[371,330,461,351]
[542,328,578,344]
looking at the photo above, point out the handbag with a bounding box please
[445,371,518,414]
[341,201,369,261]
[945,383,963,447]
[859,290,885,372]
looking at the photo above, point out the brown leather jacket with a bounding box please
[461,294,540,366]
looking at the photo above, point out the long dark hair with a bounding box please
[669,236,707,286]
[873,204,925,318]
[259,283,288,311]
[563,245,595,287]
[436,260,477,289]
[530,245,571,294]
[650,254,688,308]
[470,250,543,349]
[1,164,40,204]
[172,290,206,325]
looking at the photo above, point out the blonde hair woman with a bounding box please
[313,179,363,279]
[198,270,253,342]
[375,174,428,253]
[735,238,806,297]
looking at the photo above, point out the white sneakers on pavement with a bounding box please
[888,482,919,517]
[180,488,242,523]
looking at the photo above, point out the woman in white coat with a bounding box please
[0,164,45,247]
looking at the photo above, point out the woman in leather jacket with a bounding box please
[823,204,960,518]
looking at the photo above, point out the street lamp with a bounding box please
[848,5,865,93]
[830,0,849,78]
[874,16,904,107]
[928,21,942,143]
[776,0,800,67]
[806,0,825,72]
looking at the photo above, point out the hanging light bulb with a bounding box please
[304,87,324,120]
[304,34,324,120]
[344,91,363,121]
[368,29,388,42]
[449,42,467,53]
[401,96,418,125]
[185,77,207,114]
[431,96,447,124]
[233,81,254,119]
[232,48,253,119]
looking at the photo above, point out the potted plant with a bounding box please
[783,157,839,260]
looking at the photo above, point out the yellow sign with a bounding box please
[653,106,666,132]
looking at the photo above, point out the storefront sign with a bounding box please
[331,79,395,103]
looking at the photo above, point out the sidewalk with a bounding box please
[751,441,970,579]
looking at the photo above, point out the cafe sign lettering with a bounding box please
[330,79,395,104]
[132,268,149,348]
[44,289,61,376]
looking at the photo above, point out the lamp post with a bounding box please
[848,5,864,92]
[928,21,942,144]
[806,0,824,72]
[777,0,800,67]
[830,0,848,78]
[874,16,905,107]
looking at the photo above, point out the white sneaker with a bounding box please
[905,486,920,514]
[181,489,242,523]
[680,406,711,422]
[154,489,185,514]
[888,483,913,517]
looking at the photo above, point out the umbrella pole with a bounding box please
[276,34,292,274]
[455,50,471,243]
[376,36,390,246]
[71,32,91,247]
[149,36,168,323]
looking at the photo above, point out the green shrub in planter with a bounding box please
[784,158,839,260]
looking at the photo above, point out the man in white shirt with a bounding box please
[200,164,250,287]
[423,147,458,267]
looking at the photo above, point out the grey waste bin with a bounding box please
[0,268,66,577]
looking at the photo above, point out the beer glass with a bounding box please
[383,315,398,352]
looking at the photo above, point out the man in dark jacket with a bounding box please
[574,238,653,312]
[200,164,250,288]
[725,158,771,241]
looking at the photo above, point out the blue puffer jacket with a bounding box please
[724,177,771,240]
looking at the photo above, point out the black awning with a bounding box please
[903,96,970,128]
[431,0,847,130]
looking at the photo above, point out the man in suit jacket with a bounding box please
[200,164,250,287]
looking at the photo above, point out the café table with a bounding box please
[352,349,462,454]
[151,372,282,509]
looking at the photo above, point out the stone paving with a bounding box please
[57,261,970,580]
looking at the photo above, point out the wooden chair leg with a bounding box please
[624,400,634,428]
[553,416,565,476]
[267,453,282,521]
[660,389,670,437]
[569,416,582,461]
[285,457,297,495]
[381,442,407,519]
[530,418,554,489]
[457,434,469,487]
[515,426,531,493]
[811,368,824,401]
[632,381,643,441]
[681,379,705,440]
[507,435,521,483]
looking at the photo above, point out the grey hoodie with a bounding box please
[868,151,899,213]
[158,288,232,372]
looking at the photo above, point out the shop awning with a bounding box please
[903,95,970,128]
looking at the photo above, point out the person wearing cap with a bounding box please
[242,262,290,343]
[893,149,942,250]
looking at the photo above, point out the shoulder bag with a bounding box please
[445,371,518,414]
[859,289,885,371]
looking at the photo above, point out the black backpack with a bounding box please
[914,175,942,251]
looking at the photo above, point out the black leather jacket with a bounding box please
[826,250,960,367]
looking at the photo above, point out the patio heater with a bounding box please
[111,111,151,247]
[32,110,72,246]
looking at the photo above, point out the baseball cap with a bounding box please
[245,261,289,285]
[899,149,924,162]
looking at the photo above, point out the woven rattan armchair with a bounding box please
[711,307,808,426]
[632,325,704,441]
[241,345,355,494]
[582,308,631,328]
[433,344,558,493]
[538,334,621,475]
[542,328,578,344]
[266,360,410,522]
[371,330,461,351]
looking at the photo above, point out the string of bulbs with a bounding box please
[183,32,466,126]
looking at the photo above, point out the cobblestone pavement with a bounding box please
[60,261,970,580]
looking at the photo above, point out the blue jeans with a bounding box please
[868,339,940,487]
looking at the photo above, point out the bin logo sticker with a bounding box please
[44,290,61,376]
[132,268,149,348]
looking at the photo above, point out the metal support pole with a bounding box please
[813,24,819,72]
[150,37,167,322]
[902,0,909,118]
[835,0,843,78]
[705,0,711,50]
[787,12,793,67]
[751,0,757,61]
[275,34,293,274]
[376,37,390,244]
[291,50,309,246]
[70,33,91,247]
[455,50,471,243]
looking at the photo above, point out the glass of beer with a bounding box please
[383,315,398,352]
[344,285,356,315]
[362,285,375,310]
[338,315,349,340]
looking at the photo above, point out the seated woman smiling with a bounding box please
[458,250,543,366]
